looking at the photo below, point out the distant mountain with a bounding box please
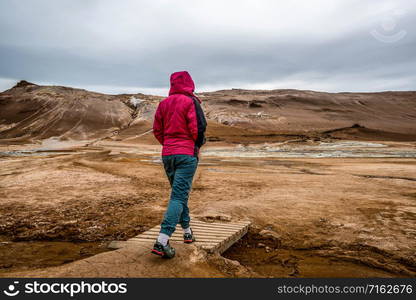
[200,89,416,135]
[0,81,160,143]
[0,81,415,144]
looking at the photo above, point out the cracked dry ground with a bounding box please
[0,150,415,277]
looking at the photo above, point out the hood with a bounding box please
[168,71,201,102]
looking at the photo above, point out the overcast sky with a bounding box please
[0,0,415,95]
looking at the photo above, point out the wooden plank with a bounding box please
[151,222,243,230]
[151,225,241,233]
[190,221,246,228]
[216,224,249,254]
[126,238,218,248]
[144,227,239,236]
[130,233,233,243]
[191,220,250,226]
[131,232,230,240]
[134,233,229,241]
[131,237,225,243]
[108,219,250,254]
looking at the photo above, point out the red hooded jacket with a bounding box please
[153,71,207,157]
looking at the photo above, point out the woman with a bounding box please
[151,71,207,258]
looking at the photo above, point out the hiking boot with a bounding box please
[151,241,176,258]
[184,228,195,244]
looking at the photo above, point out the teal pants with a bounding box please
[160,154,198,236]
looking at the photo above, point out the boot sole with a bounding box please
[151,249,175,259]
[151,249,164,256]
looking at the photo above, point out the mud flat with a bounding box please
[0,141,415,277]
[0,241,109,275]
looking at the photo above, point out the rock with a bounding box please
[259,229,281,241]
[200,213,232,222]
[265,246,271,253]
[14,80,37,88]
[227,259,242,268]
[257,243,265,248]
[289,268,299,276]
[250,224,262,231]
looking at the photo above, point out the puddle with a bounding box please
[316,141,387,148]
[224,247,398,278]
[0,150,75,157]
[140,158,162,164]
[222,233,404,278]
[206,168,252,174]
[3,140,414,159]
[203,141,416,158]
[35,138,85,149]
[0,241,111,274]
[0,137,90,158]
[203,150,416,158]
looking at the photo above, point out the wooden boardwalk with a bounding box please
[109,220,251,254]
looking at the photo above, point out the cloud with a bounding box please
[0,0,415,94]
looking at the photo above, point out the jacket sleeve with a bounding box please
[153,103,164,145]
[186,97,207,148]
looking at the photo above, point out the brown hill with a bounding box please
[0,81,415,143]
[200,89,416,136]
[0,81,160,143]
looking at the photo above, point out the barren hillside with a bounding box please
[1,81,415,144]
[200,89,416,141]
[0,81,161,143]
